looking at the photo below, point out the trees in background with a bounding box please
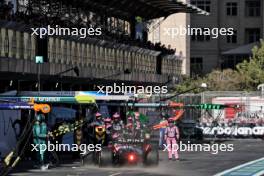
[236,40,264,90]
[176,40,264,92]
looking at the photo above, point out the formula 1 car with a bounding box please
[81,125,159,167]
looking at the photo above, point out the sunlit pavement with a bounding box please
[10,139,264,176]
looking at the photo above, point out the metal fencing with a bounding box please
[178,91,264,138]
[171,91,264,122]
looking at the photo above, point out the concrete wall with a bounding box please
[148,13,190,75]
[0,57,168,83]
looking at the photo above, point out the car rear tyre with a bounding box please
[144,148,159,166]
[81,152,96,165]
[98,148,113,167]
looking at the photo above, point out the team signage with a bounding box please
[201,126,264,136]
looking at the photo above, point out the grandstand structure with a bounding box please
[0,0,207,91]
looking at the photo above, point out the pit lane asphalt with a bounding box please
[10,139,264,176]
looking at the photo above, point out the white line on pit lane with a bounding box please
[109,172,121,176]
[214,157,264,176]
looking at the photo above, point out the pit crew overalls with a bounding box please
[112,121,124,141]
[165,125,179,160]
[159,118,167,148]
[33,114,47,165]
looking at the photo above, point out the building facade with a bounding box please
[1,0,203,92]
[190,0,264,76]
[148,13,191,76]
[149,0,264,76]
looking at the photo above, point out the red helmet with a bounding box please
[104,117,111,123]
[95,112,102,118]
[168,118,174,123]
[113,112,120,119]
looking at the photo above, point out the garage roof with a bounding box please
[70,0,209,20]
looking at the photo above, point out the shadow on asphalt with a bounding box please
[10,152,80,175]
